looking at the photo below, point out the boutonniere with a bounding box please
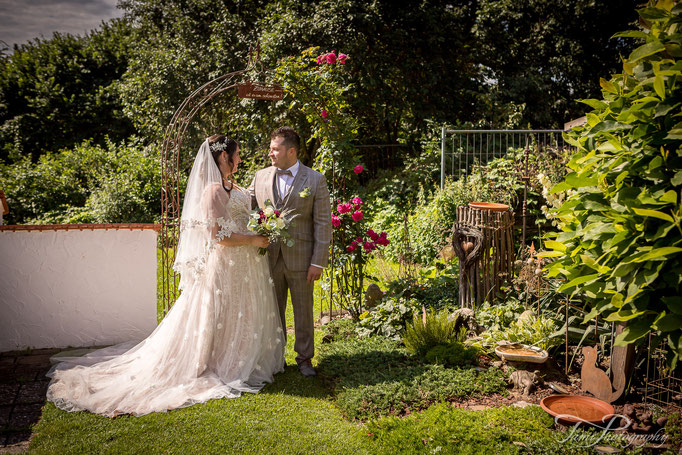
[299,187,311,198]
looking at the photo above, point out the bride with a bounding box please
[47,135,285,417]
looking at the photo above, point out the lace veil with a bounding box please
[173,139,231,289]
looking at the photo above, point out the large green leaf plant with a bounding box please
[545,0,682,367]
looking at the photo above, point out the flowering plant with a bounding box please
[330,196,389,319]
[247,200,296,255]
[274,47,358,184]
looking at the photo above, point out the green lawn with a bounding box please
[29,327,379,454]
[30,368,377,455]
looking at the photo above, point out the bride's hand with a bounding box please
[252,235,270,249]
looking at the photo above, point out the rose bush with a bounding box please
[329,195,389,319]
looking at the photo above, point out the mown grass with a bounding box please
[29,365,378,455]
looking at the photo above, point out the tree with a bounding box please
[0,19,135,162]
[473,0,638,127]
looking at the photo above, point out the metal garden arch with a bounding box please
[159,47,281,314]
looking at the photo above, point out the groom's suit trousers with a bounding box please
[270,251,314,363]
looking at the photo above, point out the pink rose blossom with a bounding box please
[317,55,324,65]
[356,236,363,243]
[367,229,379,241]
[353,165,363,174]
[363,241,376,252]
[331,215,341,227]
[326,51,337,64]
[376,232,390,246]
[337,202,352,214]
[347,244,356,252]
[321,109,328,119]
[338,53,348,64]
[351,196,363,206]
[352,210,363,221]
[274,210,280,217]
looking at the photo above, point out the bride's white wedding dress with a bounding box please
[46,141,285,417]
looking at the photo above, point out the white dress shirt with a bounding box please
[276,160,300,199]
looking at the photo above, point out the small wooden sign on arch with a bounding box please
[237,82,283,100]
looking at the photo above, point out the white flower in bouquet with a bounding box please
[247,199,297,255]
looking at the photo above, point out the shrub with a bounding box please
[544,2,682,367]
[403,309,465,356]
[424,342,479,367]
[473,310,562,354]
[356,297,421,340]
[372,175,493,264]
[0,137,167,224]
[475,299,526,330]
[384,259,459,311]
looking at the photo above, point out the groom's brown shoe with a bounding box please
[298,359,317,377]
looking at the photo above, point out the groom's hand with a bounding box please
[307,265,323,283]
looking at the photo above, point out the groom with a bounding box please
[249,127,332,377]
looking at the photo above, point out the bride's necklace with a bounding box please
[222,177,234,191]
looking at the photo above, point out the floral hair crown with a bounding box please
[209,140,229,154]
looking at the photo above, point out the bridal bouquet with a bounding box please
[247,200,295,255]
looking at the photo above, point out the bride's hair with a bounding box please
[208,134,239,191]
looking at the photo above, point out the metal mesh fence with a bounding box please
[440,129,569,187]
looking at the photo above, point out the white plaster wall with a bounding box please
[0,228,158,351]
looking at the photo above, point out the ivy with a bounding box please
[545,1,682,368]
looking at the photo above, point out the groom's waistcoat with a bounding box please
[249,164,332,272]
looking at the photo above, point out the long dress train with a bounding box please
[46,185,285,416]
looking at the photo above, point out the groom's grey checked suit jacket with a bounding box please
[249,164,332,271]
[248,163,331,363]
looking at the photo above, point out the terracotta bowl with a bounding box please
[540,395,616,426]
[468,202,510,212]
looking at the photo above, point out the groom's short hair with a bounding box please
[271,127,300,154]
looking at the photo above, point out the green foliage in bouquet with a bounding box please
[544,1,682,367]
